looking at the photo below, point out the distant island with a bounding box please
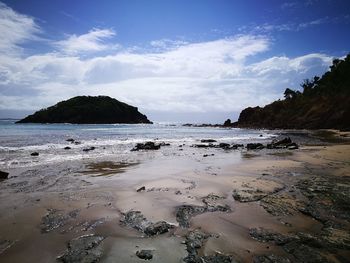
[16,96,152,124]
[234,54,350,130]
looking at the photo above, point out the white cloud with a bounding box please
[0,2,41,55]
[54,28,117,54]
[239,16,346,34]
[0,2,336,121]
[150,39,189,50]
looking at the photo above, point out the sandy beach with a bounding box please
[0,130,349,262]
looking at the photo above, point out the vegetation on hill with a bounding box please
[235,54,350,130]
[16,96,152,124]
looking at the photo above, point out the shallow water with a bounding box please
[0,120,276,168]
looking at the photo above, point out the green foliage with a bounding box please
[16,96,152,124]
[237,54,350,130]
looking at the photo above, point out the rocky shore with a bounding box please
[0,130,349,262]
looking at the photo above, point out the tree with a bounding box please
[301,79,314,94]
[284,88,296,99]
[330,58,341,71]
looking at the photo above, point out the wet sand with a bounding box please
[0,131,349,262]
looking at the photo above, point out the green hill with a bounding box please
[16,96,152,124]
[235,54,350,130]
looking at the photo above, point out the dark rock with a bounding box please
[267,137,299,150]
[31,152,39,156]
[175,205,207,228]
[16,95,152,124]
[183,230,209,263]
[175,203,230,228]
[192,143,240,150]
[201,139,217,143]
[120,210,173,236]
[83,147,95,152]
[273,137,292,146]
[201,254,233,263]
[159,142,170,146]
[186,229,209,252]
[232,144,244,149]
[0,239,15,254]
[296,176,350,222]
[260,193,301,216]
[247,143,264,150]
[136,250,153,260]
[283,242,332,263]
[66,138,75,143]
[144,221,173,236]
[57,235,104,263]
[249,228,296,245]
[74,141,81,145]
[137,186,146,192]
[233,179,285,203]
[131,141,161,151]
[218,143,231,149]
[80,218,106,232]
[40,209,79,233]
[223,119,232,126]
[192,144,213,148]
[253,254,291,263]
[121,211,150,232]
[203,154,214,157]
[64,146,71,150]
[0,171,9,180]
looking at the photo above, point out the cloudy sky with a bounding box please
[0,0,349,122]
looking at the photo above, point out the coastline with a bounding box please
[0,130,349,262]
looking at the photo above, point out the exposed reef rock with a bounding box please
[16,96,152,124]
[296,175,350,223]
[136,250,153,260]
[232,178,285,203]
[120,210,173,236]
[0,171,9,180]
[253,254,291,263]
[40,209,79,233]
[131,141,161,151]
[183,229,233,263]
[176,203,230,228]
[249,226,350,263]
[57,235,104,263]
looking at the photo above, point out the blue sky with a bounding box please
[0,0,349,122]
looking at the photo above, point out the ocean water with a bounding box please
[0,120,276,168]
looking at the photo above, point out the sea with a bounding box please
[0,120,276,169]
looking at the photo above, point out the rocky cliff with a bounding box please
[234,54,350,130]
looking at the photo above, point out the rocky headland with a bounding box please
[16,96,152,124]
[233,54,350,130]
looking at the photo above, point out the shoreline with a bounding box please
[0,130,349,262]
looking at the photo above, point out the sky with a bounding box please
[0,0,349,123]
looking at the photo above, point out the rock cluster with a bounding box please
[0,171,9,180]
[176,203,230,228]
[136,250,153,260]
[183,230,233,263]
[192,143,243,150]
[246,137,299,150]
[57,235,104,263]
[120,210,173,236]
[131,141,162,151]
